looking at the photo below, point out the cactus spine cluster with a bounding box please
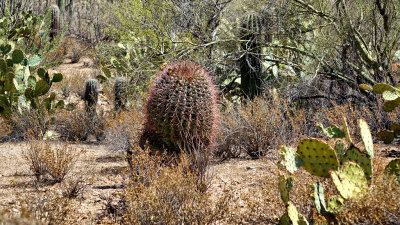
[140,61,219,153]
[50,5,60,41]
[114,77,128,110]
[239,12,263,99]
[84,79,99,118]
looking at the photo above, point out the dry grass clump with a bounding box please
[58,71,91,98]
[56,108,106,141]
[105,109,143,152]
[23,141,83,184]
[123,148,230,224]
[217,96,307,159]
[100,146,231,224]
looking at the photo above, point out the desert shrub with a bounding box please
[119,147,230,224]
[61,175,90,199]
[56,107,106,142]
[105,109,143,152]
[6,109,51,142]
[216,96,307,159]
[23,141,82,184]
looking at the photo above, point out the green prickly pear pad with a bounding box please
[376,130,395,144]
[287,201,309,225]
[280,146,302,174]
[334,140,347,164]
[359,119,374,158]
[297,139,339,178]
[279,174,294,205]
[383,97,400,112]
[372,83,397,94]
[342,147,373,180]
[330,162,368,199]
[385,159,400,177]
[317,123,345,138]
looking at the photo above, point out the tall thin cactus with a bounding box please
[84,79,99,118]
[57,0,65,27]
[114,77,128,111]
[239,12,264,99]
[50,5,60,41]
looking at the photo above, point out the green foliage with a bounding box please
[140,61,219,153]
[0,43,64,120]
[0,7,65,68]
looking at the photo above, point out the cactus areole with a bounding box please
[141,61,219,153]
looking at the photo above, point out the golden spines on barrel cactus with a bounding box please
[140,61,219,153]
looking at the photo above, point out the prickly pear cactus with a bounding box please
[279,174,294,205]
[359,119,374,158]
[330,162,368,199]
[114,77,127,110]
[141,61,219,153]
[385,159,400,178]
[342,147,373,180]
[334,140,347,163]
[280,146,302,174]
[297,139,339,178]
[50,5,60,41]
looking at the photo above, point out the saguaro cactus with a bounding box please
[239,12,263,99]
[57,0,65,27]
[114,77,128,110]
[50,5,60,41]
[140,61,219,153]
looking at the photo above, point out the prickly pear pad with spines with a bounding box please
[280,146,302,173]
[372,83,398,94]
[279,174,294,205]
[359,119,374,158]
[342,147,373,180]
[383,98,400,112]
[297,139,339,178]
[334,140,347,164]
[330,162,368,199]
[142,61,218,152]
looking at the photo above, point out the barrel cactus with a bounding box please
[84,79,98,116]
[114,77,128,110]
[140,61,219,153]
[50,5,60,41]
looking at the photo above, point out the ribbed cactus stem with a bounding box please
[50,5,60,41]
[57,0,64,27]
[84,79,99,118]
[239,12,263,99]
[114,77,128,110]
[140,61,219,153]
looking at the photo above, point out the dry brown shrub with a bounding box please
[58,71,91,98]
[217,96,307,159]
[105,109,143,152]
[23,141,83,184]
[5,109,51,141]
[56,107,106,142]
[119,147,231,224]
